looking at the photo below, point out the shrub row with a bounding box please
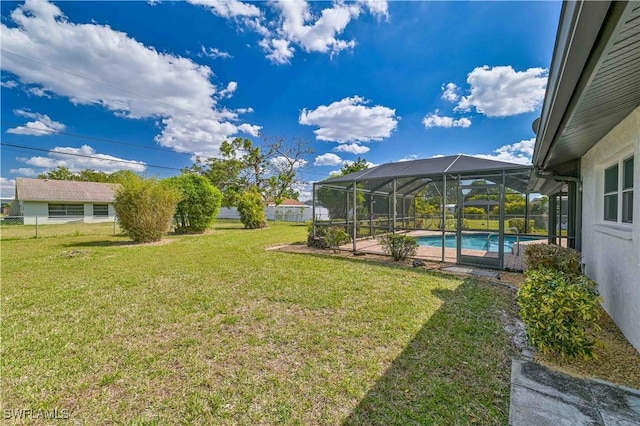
[518,244,603,359]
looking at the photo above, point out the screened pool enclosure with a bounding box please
[311,155,552,270]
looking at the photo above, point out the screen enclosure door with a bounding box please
[457,182,504,269]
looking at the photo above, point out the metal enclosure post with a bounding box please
[441,175,446,262]
[413,197,417,230]
[549,194,557,244]
[352,183,357,252]
[499,171,505,270]
[369,192,374,237]
[345,188,350,242]
[312,183,316,236]
[35,216,38,239]
[524,191,530,234]
[392,179,397,233]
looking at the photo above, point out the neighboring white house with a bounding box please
[531,1,639,351]
[10,178,119,225]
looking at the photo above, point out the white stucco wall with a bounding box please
[581,106,640,352]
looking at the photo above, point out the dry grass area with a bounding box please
[536,310,640,390]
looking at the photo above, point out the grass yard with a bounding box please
[1,221,519,425]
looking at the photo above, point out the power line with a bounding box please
[0,121,182,155]
[0,142,183,172]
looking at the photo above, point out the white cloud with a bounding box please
[189,0,388,64]
[7,109,66,135]
[423,111,471,129]
[0,0,259,157]
[269,0,360,59]
[314,153,344,166]
[200,46,232,59]
[0,177,17,199]
[472,138,535,165]
[218,81,238,98]
[1,80,18,88]
[19,144,147,173]
[441,82,459,102]
[455,66,548,117]
[261,38,295,65]
[398,154,418,162]
[358,0,389,19]
[9,167,38,177]
[333,143,370,155]
[187,0,261,18]
[300,96,398,142]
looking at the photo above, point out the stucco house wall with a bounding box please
[580,106,640,351]
[21,201,116,225]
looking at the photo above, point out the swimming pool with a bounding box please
[417,233,544,253]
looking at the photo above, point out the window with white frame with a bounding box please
[622,156,633,223]
[48,203,84,218]
[604,155,633,223]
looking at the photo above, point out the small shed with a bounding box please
[10,178,119,224]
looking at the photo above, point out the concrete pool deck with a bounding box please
[341,230,548,271]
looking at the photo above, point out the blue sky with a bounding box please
[0,0,562,199]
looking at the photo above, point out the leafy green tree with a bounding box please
[38,166,78,181]
[114,178,181,243]
[165,174,222,233]
[237,189,267,229]
[38,167,142,184]
[189,136,312,208]
[107,170,143,185]
[78,169,110,182]
[340,157,369,175]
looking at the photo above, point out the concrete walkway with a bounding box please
[509,359,640,425]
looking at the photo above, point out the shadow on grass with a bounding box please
[275,247,462,280]
[64,239,137,247]
[343,279,517,425]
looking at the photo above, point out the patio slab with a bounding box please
[509,359,640,425]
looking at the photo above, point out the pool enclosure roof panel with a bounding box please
[320,155,532,195]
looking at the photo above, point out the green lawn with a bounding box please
[1,221,518,424]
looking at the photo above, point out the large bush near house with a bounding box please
[379,234,418,261]
[524,244,581,274]
[518,268,603,359]
[237,190,267,229]
[165,174,222,233]
[115,178,181,243]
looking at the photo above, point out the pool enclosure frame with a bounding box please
[312,155,543,270]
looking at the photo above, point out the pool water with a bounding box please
[417,233,544,253]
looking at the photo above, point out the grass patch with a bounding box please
[2,220,519,424]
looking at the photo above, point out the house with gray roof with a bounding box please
[530,1,639,351]
[10,178,119,224]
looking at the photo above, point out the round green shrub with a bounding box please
[237,190,267,229]
[115,178,181,243]
[517,268,603,359]
[379,234,418,261]
[165,174,222,233]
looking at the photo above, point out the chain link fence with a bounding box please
[0,216,121,240]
